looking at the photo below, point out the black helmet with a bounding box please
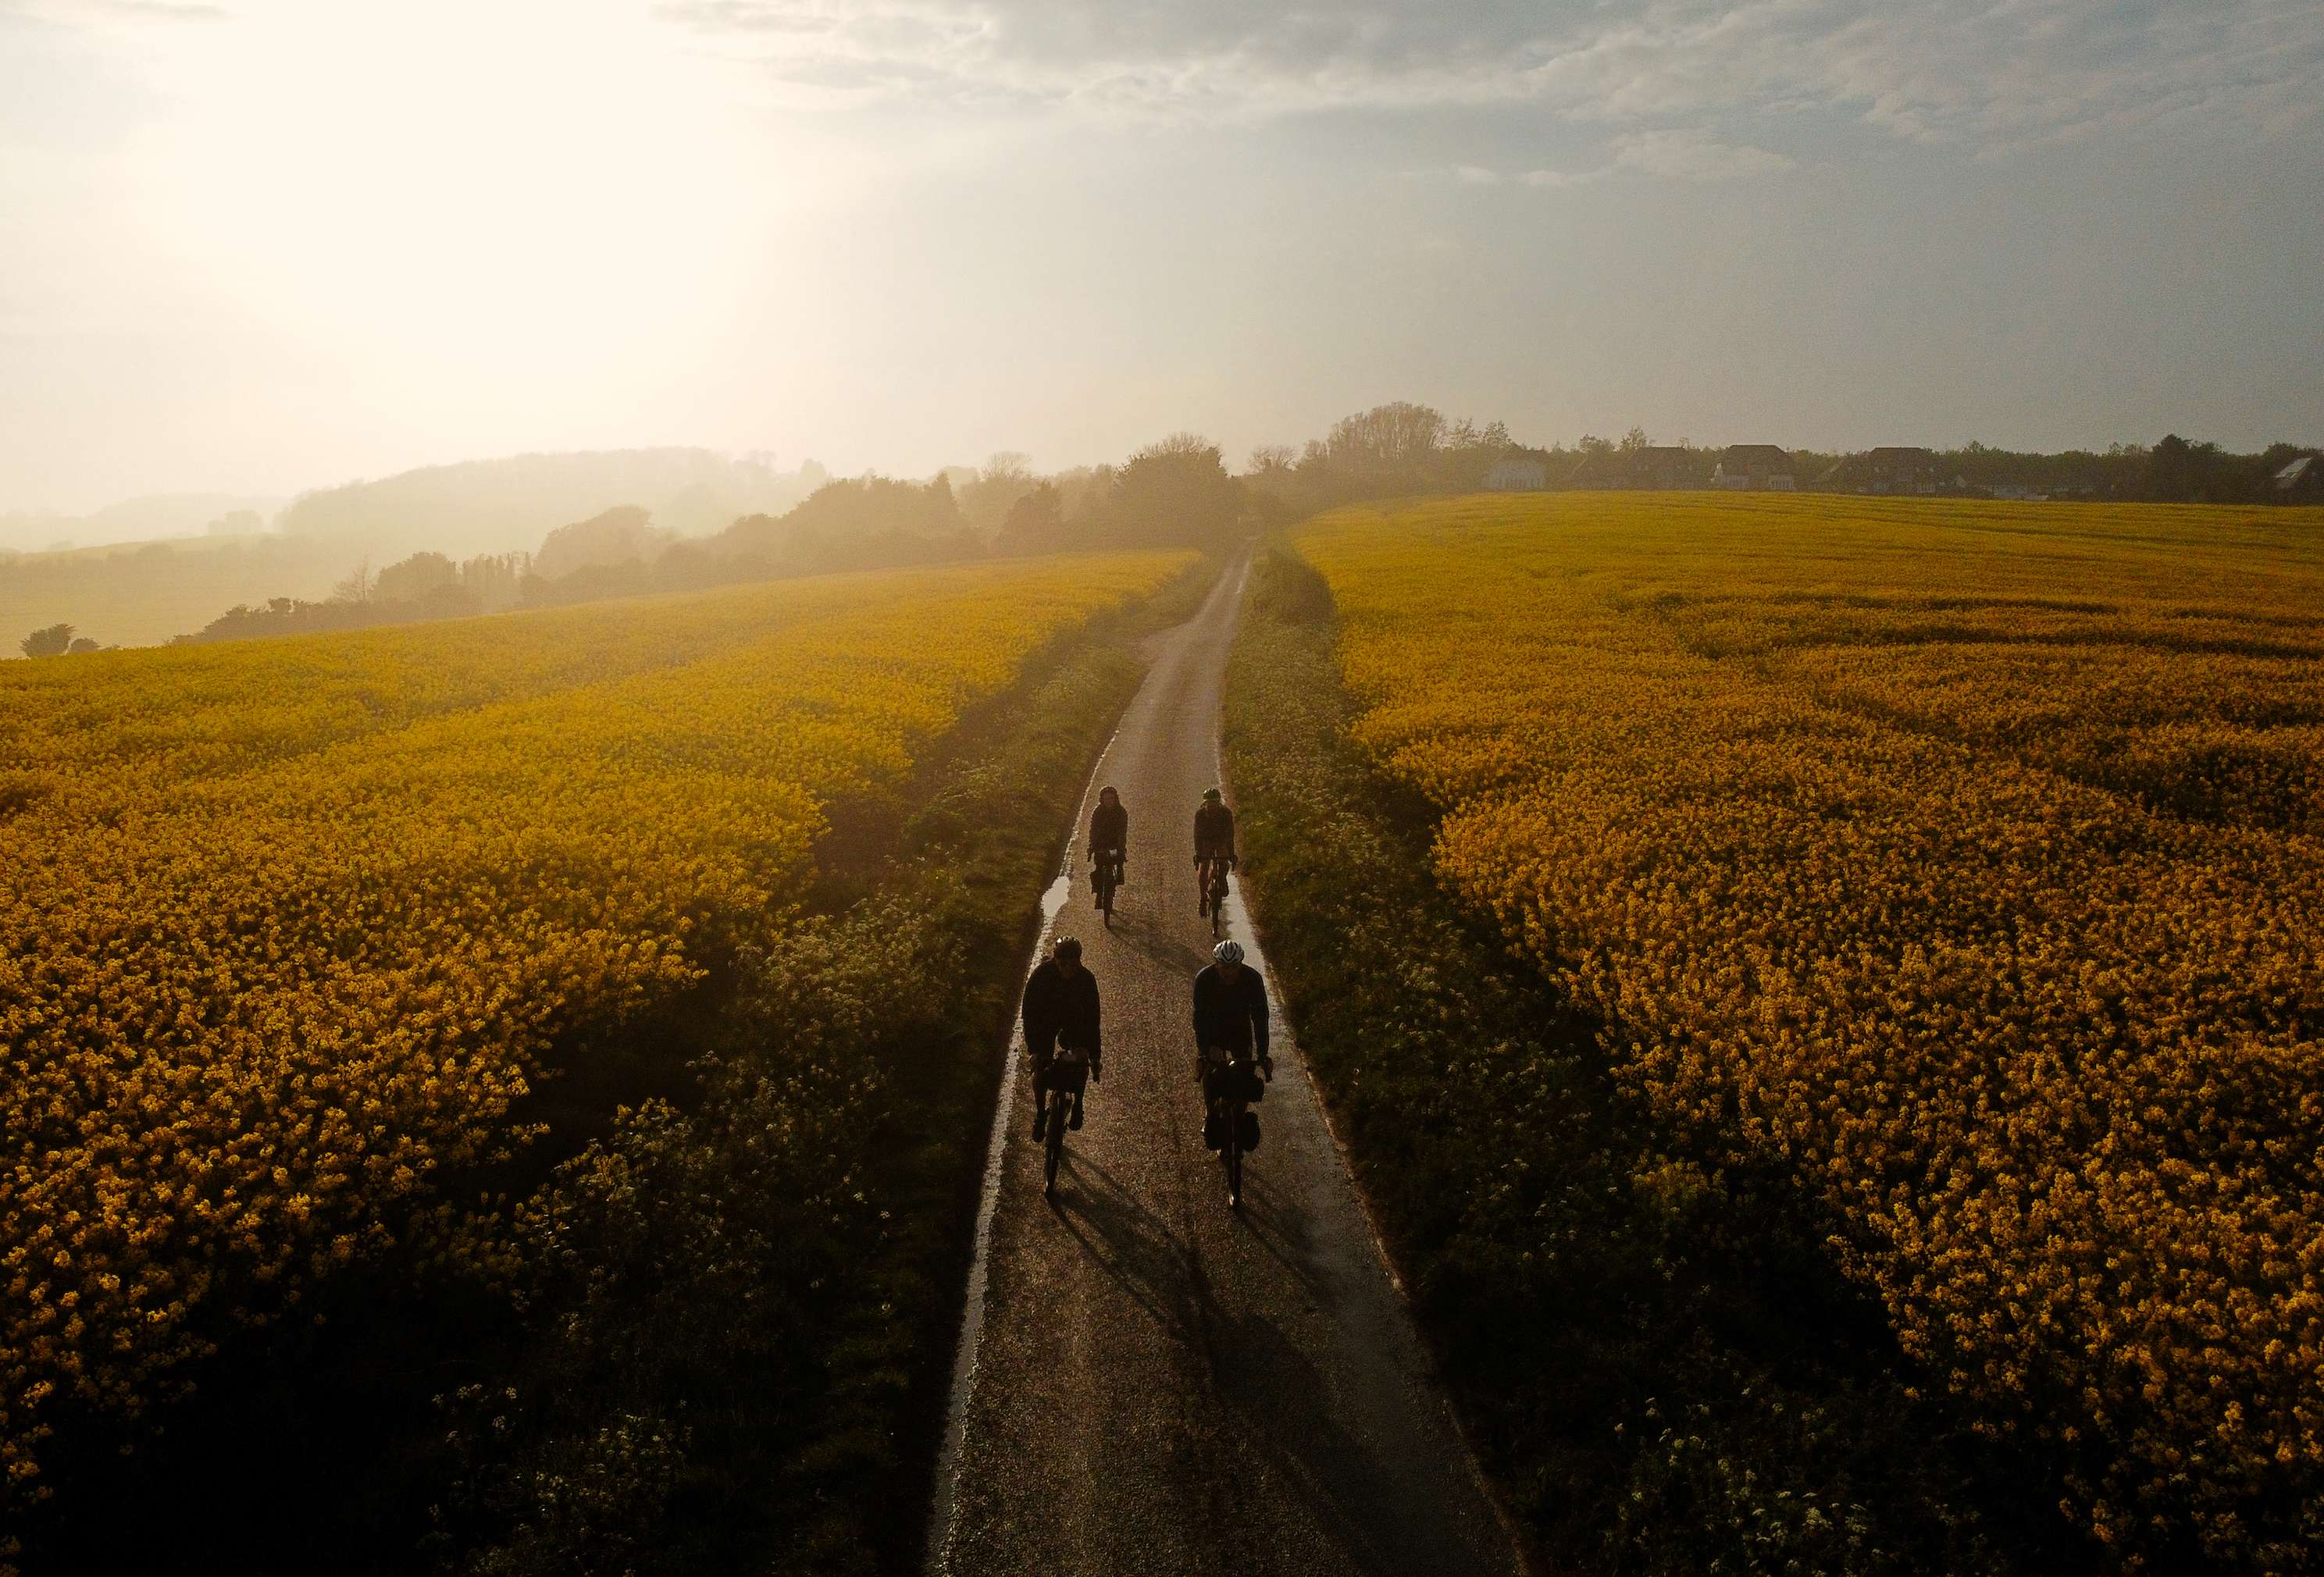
[1053,934,1083,962]
[1203,788,1223,802]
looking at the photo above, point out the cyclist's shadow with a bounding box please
[1203,1304,1421,1576]
[1046,1153,1213,1345]
[1102,906,1219,979]
[1047,1165,1441,1574]
[1212,1165,1334,1308]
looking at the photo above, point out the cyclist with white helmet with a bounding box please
[1193,939,1271,1148]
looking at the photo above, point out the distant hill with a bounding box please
[1,536,351,651]
[278,449,826,557]
[0,493,290,554]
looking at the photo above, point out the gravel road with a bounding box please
[928,558,1520,1577]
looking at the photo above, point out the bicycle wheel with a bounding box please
[1045,1109,1063,1194]
[1224,1118,1242,1208]
[1097,866,1114,924]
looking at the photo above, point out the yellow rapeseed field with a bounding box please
[1294,493,2324,1564]
[0,552,1189,1493]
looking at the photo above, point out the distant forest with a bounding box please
[13,411,2317,653]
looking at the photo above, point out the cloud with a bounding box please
[1507,127,1793,187]
[656,0,2324,153]
[1,1,231,23]
[1609,127,1795,180]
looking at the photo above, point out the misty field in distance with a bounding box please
[1289,492,2324,1567]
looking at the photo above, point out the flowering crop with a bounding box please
[0,553,1189,1494]
[1294,492,2324,1565]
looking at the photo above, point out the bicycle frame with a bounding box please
[1197,855,1232,932]
[1043,1045,1089,1196]
[1204,1052,1258,1209]
[1092,849,1122,924]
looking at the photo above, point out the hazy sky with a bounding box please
[3,0,2319,514]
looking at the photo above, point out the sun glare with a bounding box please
[135,2,767,371]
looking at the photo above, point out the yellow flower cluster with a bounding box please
[1295,492,2324,1559]
[0,553,1189,1493]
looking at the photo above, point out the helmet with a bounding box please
[1203,788,1224,802]
[1053,934,1082,962]
[1212,940,1244,964]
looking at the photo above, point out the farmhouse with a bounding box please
[1564,447,1706,489]
[1859,447,1938,494]
[1712,445,1795,492]
[1485,457,1548,490]
[2276,454,2324,504]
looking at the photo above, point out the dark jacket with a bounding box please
[1089,800,1128,855]
[1192,963,1268,1059]
[1022,958,1101,1055]
[1193,801,1236,859]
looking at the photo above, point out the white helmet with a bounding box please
[1213,940,1245,964]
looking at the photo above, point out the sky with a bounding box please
[2,0,2319,516]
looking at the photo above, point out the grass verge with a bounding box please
[1224,546,2099,1577]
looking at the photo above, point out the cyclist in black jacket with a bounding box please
[1022,935,1101,1141]
[1089,786,1127,899]
[1192,788,1236,863]
[1192,938,1270,1088]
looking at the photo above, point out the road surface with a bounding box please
[928,558,1519,1577]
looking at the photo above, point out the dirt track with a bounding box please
[927,559,1519,1577]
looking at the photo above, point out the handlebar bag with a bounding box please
[1202,1061,1265,1104]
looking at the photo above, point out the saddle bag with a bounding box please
[1236,1112,1261,1152]
[1203,1112,1227,1151]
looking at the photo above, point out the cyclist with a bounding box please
[1022,934,1101,1141]
[1192,938,1271,1140]
[1192,787,1236,913]
[1089,785,1127,902]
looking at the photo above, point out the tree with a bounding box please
[19,623,73,658]
[67,638,99,655]
[373,552,460,603]
[993,482,1066,555]
[332,561,374,603]
[2143,433,2240,501]
[1325,403,1445,467]
[1111,435,1243,548]
[960,452,1036,538]
[1620,426,1652,453]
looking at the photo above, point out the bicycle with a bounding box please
[1196,854,1233,935]
[1040,1043,1092,1196]
[1202,1050,1271,1209]
[1092,848,1123,926]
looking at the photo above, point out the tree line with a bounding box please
[23,407,2315,656]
